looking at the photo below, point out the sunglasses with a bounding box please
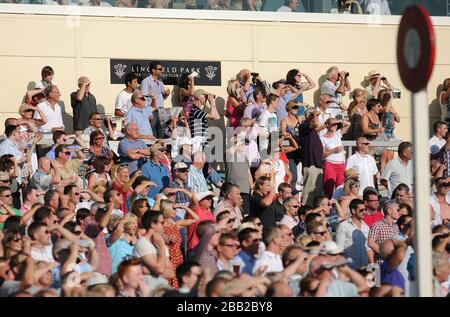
[177,169,189,173]
[291,106,299,110]
[0,179,11,184]
[313,231,327,236]
[2,194,11,198]
[24,109,35,113]
[74,231,82,236]
[291,205,300,208]
[227,218,236,224]
[10,237,21,243]
[63,151,71,155]
[73,192,80,196]
[92,118,102,121]
[222,243,239,248]
[45,230,51,234]
[156,68,163,71]
[359,142,370,146]
[254,222,262,226]
[138,97,146,101]
[95,137,105,140]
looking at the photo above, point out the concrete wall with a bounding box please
[1,9,450,140]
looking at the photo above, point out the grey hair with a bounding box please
[326,66,338,80]
[432,251,448,270]
[131,90,142,104]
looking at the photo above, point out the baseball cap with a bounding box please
[173,162,188,170]
[193,89,211,99]
[0,172,10,182]
[320,241,344,255]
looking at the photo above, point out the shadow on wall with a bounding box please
[208,96,226,170]
[59,101,73,134]
[313,74,328,106]
[429,84,443,136]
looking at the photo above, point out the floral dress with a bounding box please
[163,220,183,289]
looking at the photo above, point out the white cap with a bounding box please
[320,241,344,255]
[195,191,215,201]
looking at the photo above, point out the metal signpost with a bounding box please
[397,5,436,297]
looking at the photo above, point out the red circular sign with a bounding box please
[397,5,435,92]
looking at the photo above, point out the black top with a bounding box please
[70,91,98,131]
[260,199,285,229]
[298,120,323,169]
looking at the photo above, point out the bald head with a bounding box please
[38,157,51,173]
[78,76,90,87]
[309,255,329,277]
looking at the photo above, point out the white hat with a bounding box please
[320,241,344,255]
[173,162,189,170]
[195,191,215,201]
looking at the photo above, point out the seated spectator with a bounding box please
[187,151,209,193]
[125,90,155,140]
[115,73,138,117]
[141,143,171,199]
[282,244,311,296]
[118,123,151,175]
[277,0,301,12]
[307,220,331,244]
[87,156,112,196]
[71,76,99,134]
[214,182,243,228]
[253,226,285,274]
[175,261,201,295]
[438,131,450,178]
[432,251,450,297]
[116,258,150,297]
[232,227,260,275]
[249,176,275,225]
[0,125,26,164]
[45,130,85,161]
[430,177,450,228]
[111,164,141,214]
[381,142,413,198]
[243,87,266,121]
[51,145,85,185]
[361,98,384,142]
[292,205,314,237]
[81,112,109,147]
[362,188,384,228]
[280,197,300,230]
[125,176,156,211]
[34,85,65,134]
[216,233,240,272]
[188,89,220,145]
[28,222,55,263]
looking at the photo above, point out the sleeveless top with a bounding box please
[226,97,244,128]
[365,115,380,141]
[382,112,395,138]
[284,118,302,160]
[180,94,195,119]
[439,91,450,121]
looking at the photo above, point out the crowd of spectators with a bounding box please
[0,62,448,298]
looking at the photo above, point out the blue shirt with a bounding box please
[0,138,22,159]
[141,159,171,198]
[276,94,291,126]
[118,138,148,175]
[125,106,154,137]
[233,250,257,276]
[46,144,80,160]
[141,76,166,109]
[106,235,133,274]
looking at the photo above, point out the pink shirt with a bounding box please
[186,206,216,251]
[226,98,244,128]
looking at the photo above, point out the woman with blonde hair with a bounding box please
[111,165,142,214]
[439,78,450,121]
[226,79,246,128]
[344,88,367,140]
[160,199,200,289]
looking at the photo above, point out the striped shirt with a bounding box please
[171,178,191,205]
[187,165,209,193]
[189,105,208,143]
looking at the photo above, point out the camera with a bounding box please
[335,122,344,130]
[204,94,216,100]
[251,72,259,85]
[338,72,350,79]
[244,139,250,145]
[392,89,401,99]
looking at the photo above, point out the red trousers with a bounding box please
[323,161,346,199]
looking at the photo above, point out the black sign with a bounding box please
[110,59,221,86]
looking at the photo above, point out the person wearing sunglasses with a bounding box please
[216,233,240,273]
[125,90,155,141]
[0,187,21,230]
[52,144,86,186]
[28,222,55,263]
[280,197,300,230]
[71,76,99,134]
[81,112,110,147]
[232,227,260,275]
[34,84,65,134]
[346,136,380,196]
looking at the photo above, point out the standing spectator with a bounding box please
[321,66,351,118]
[280,197,300,230]
[233,227,260,275]
[336,199,370,270]
[214,182,243,227]
[186,191,217,252]
[141,143,171,199]
[160,199,199,289]
[177,72,195,118]
[243,88,266,121]
[115,73,138,117]
[176,262,202,295]
[132,211,175,291]
[249,176,275,220]
[364,0,391,15]
[381,142,413,198]
[141,61,170,138]
[315,93,333,136]
[216,233,240,272]
[299,108,324,206]
[362,188,384,228]
[343,88,367,140]
[284,68,316,107]
[80,202,114,285]
[34,85,64,133]
[321,117,349,198]
[439,78,450,121]
[346,137,379,195]
[189,90,220,146]
[361,98,384,141]
[111,164,140,214]
[187,151,209,193]
[225,79,245,128]
[253,226,285,274]
[257,93,279,155]
[171,162,197,219]
[118,123,150,175]
[125,90,155,140]
[28,66,54,91]
[364,70,395,99]
[429,177,450,228]
[225,135,253,216]
[429,121,448,156]
[272,80,291,126]
[71,76,99,134]
[368,201,400,263]
[190,221,220,277]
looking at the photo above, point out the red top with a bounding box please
[226,97,244,128]
[186,206,216,251]
[363,210,384,228]
[111,181,131,214]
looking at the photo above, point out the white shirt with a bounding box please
[429,194,444,228]
[115,90,133,115]
[346,152,378,195]
[253,250,283,274]
[280,215,298,230]
[381,157,413,197]
[316,107,333,136]
[321,131,345,163]
[277,5,292,12]
[34,101,64,133]
[429,135,446,155]
[31,245,55,263]
[364,0,391,15]
[257,110,277,152]
[336,219,370,269]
